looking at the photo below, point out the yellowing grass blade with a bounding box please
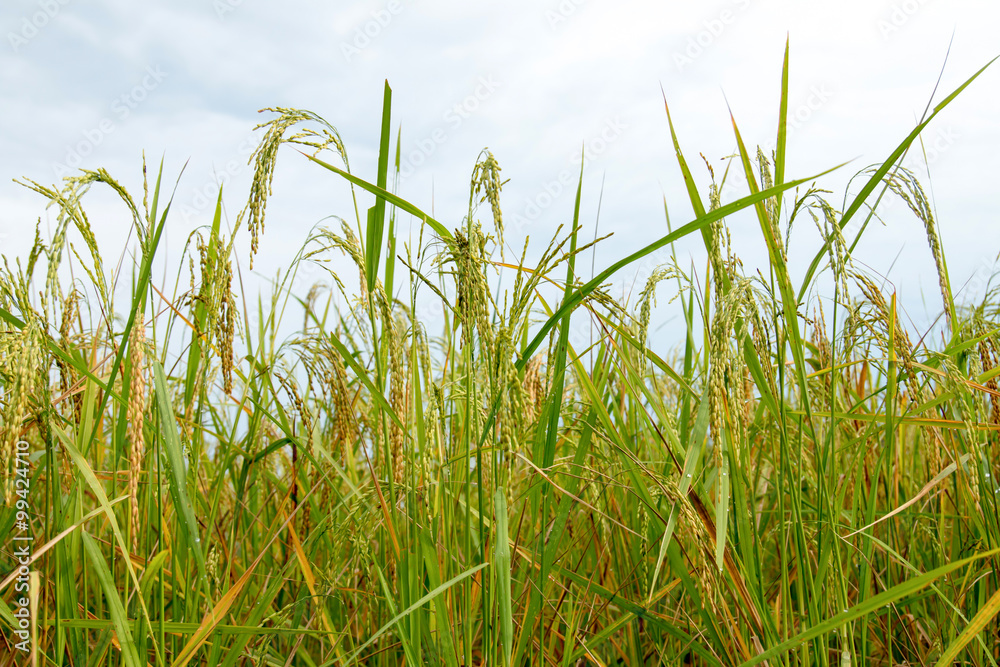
[935,582,1000,666]
[846,454,969,538]
[171,498,304,667]
[287,522,335,635]
[741,549,1000,667]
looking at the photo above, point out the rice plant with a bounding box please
[2,43,1000,666]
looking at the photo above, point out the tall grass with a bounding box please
[2,47,1000,666]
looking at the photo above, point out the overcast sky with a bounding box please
[2,0,998,350]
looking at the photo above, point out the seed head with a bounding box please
[127,311,147,552]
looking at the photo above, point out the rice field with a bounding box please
[3,45,1000,666]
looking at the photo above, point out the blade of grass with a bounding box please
[81,531,142,667]
[553,562,726,667]
[170,526,296,667]
[741,548,1000,667]
[301,151,452,240]
[55,426,159,660]
[518,163,845,369]
[514,152,584,666]
[365,80,393,295]
[797,56,997,303]
[152,359,208,585]
[334,563,489,667]
[494,488,513,667]
[420,529,460,667]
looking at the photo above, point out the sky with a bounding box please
[1,0,998,352]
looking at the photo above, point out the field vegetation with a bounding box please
[2,44,1000,666]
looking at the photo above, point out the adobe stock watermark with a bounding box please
[178,133,259,224]
[786,83,834,134]
[340,0,410,62]
[50,65,168,180]
[9,439,36,653]
[898,125,960,174]
[720,82,834,201]
[842,125,960,241]
[876,0,934,39]
[959,251,999,306]
[673,0,753,72]
[564,244,673,350]
[397,75,502,180]
[214,0,243,19]
[545,0,586,29]
[7,0,71,52]
[509,116,628,233]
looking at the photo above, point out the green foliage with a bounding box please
[2,46,1000,666]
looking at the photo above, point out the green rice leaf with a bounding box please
[81,531,142,667]
[741,549,1000,666]
[153,359,207,581]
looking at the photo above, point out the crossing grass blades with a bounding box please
[2,41,1000,666]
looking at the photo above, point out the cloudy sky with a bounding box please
[2,0,998,349]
